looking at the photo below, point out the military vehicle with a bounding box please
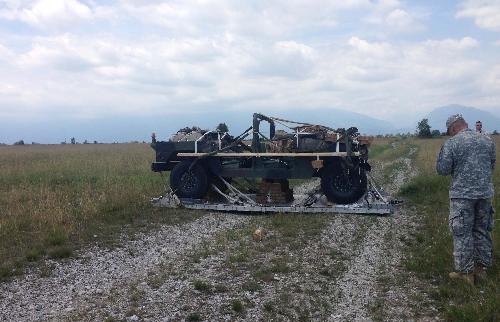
[151,113,372,205]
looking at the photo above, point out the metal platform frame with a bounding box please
[152,176,398,215]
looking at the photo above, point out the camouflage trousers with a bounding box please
[449,198,494,273]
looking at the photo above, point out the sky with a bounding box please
[0,0,500,142]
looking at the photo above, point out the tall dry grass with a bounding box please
[0,143,169,277]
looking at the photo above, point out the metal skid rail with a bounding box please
[151,174,397,215]
[152,195,394,215]
[152,184,396,216]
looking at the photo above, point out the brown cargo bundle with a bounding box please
[256,180,294,204]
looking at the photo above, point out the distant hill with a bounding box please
[0,108,397,144]
[425,104,500,133]
[217,108,397,136]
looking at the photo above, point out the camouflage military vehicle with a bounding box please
[151,113,372,204]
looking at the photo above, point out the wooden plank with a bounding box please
[177,152,360,157]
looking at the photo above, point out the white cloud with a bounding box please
[243,41,317,79]
[0,1,499,126]
[385,9,418,30]
[422,37,479,51]
[311,36,489,120]
[111,0,373,39]
[348,37,395,57]
[18,34,102,69]
[275,41,315,57]
[457,0,500,32]
[0,43,14,61]
[484,64,500,90]
[0,0,92,29]
[0,31,494,123]
[362,0,425,32]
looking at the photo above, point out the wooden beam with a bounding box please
[177,152,360,157]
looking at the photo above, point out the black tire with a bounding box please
[320,163,367,204]
[170,160,209,199]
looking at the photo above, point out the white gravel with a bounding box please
[0,213,250,321]
[326,145,429,321]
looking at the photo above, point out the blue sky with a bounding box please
[0,0,499,142]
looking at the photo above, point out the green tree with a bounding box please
[431,129,441,137]
[417,118,432,138]
[70,137,76,144]
[216,123,229,133]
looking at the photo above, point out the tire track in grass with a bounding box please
[328,143,423,321]
[110,211,373,321]
[248,214,374,320]
[121,154,413,321]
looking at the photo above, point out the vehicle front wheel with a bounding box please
[320,164,367,204]
[170,160,209,199]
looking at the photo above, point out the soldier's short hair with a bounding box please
[446,114,465,134]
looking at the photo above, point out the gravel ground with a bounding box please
[0,214,251,321]
[0,143,438,321]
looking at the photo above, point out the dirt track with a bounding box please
[0,144,438,321]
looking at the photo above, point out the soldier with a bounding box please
[475,120,490,135]
[476,120,484,134]
[436,114,496,285]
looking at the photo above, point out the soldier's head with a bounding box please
[446,114,468,136]
[475,120,482,132]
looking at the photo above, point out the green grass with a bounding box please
[193,279,212,293]
[399,137,499,321]
[368,138,416,162]
[45,228,68,246]
[180,213,332,319]
[47,246,73,259]
[369,143,392,158]
[263,301,274,312]
[0,143,201,281]
[270,255,291,273]
[231,299,244,313]
[241,280,261,292]
[186,312,201,321]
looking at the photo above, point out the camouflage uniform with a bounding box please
[436,128,496,273]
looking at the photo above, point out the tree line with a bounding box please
[416,118,499,138]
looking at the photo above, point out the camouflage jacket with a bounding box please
[436,128,496,199]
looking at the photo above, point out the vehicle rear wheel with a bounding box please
[170,160,209,199]
[320,163,367,204]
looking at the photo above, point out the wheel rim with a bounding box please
[180,171,199,193]
[332,170,354,193]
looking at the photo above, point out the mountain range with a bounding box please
[1,105,498,144]
[0,108,397,144]
[424,104,500,133]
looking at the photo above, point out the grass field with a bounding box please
[1,136,498,321]
[0,139,397,281]
[0,143,199,280]
[400,136,499,321]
